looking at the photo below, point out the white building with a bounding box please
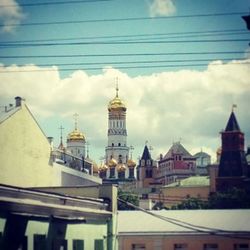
[101,86,136,180]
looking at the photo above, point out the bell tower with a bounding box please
[105,83,129,167]
[216,107,249,191]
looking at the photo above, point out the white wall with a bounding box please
[0,103,101,187]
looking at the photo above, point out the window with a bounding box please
[146,169,152,178]
[34,234,46,250]
[234,244,249,250]
[16,236,28,250]
[119,154,122,163]
[118,171,125,179]
[52,239,67,250]
[132,243,146,250]
[73,240,84,250]
[174,243,188,250]
[109,168,115,178]
[94,239,104,250]
[118,143,121,146]
[203,244,218,250]
[129,168,134,178]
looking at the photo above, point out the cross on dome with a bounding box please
[73,113,79,130]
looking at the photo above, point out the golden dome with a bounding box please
[117,163,126,172]
[108,84,126,112]
[127,159,136,168]
[108,158,118,168]
[108,97,126,112]
[67,129,85,142]
[99,163,108,172]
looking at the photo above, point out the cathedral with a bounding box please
[99,85,136,181]
[54,115,95,175]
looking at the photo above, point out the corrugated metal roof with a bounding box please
[118,210,250,235]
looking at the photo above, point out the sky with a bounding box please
[0,0,250,164]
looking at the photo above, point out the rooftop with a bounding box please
[163,142,193,160]
[118,209,250,235]
[163,176,210,188]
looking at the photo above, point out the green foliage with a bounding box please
[170,188,250,210]
[152,201,168,210]
[118,189,139,210]
[208,188,250,209]
[171,197,208,210]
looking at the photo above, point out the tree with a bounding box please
[118,189,139,210]
[171,197,208,210]
[208,188,250,209]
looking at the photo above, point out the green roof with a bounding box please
[164,176,210,188]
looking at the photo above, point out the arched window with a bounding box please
[119,155,122,163]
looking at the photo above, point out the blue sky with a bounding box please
[0,0,250,163]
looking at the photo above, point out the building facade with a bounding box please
[118,210,250,250]
[156,142,196,186]
[0,183,117,250]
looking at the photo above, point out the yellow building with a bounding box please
[0,96,101,187]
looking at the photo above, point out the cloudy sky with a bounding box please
[0,0,250,163]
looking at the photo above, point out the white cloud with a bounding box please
[149,0,176,17]
[0,0,25,33]
[0,60,250,163]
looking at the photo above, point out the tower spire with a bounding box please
[130,145,134,159]
[73,113,79,130]
[58,125,64,149]
[115,77,119,97]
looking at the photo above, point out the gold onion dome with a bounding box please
[108,85,126,112]
[67,129,85,142]
[117,163,126,172]
[108,158,118,168]
[92,162,99,173]
[99,163,108,172]
[127,159,136,168]
[108,97,126,112]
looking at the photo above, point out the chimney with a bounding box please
[47,137,54,149]
[15,96,23,107]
